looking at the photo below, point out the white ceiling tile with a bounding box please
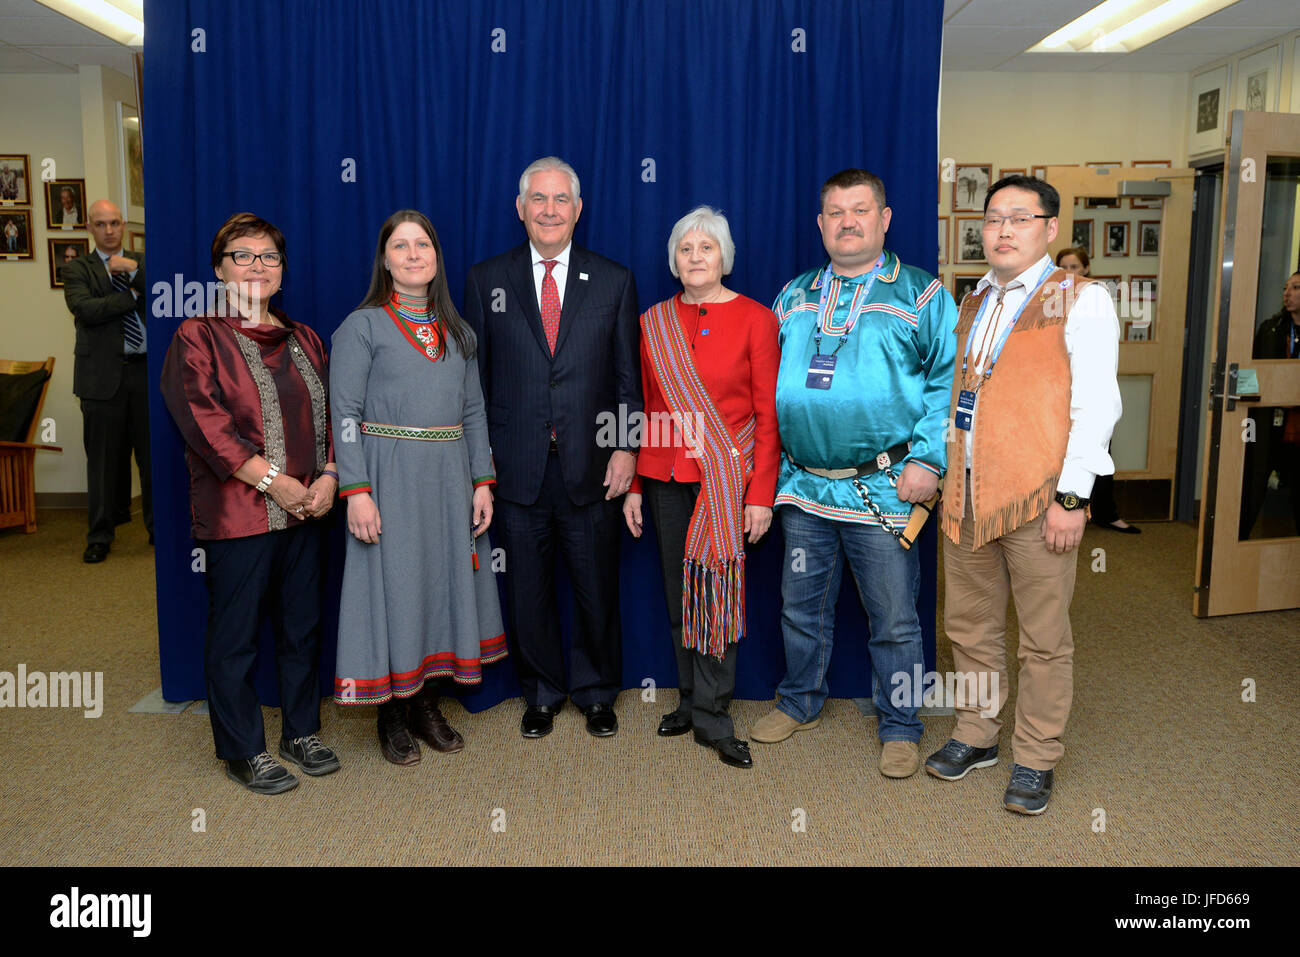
[1,16,115,44]
[0,0,60,15]
[22,43,133,72]
[1139,26,1295,55]
[1191,0,1300,29]
[948,0,1093,27]
[998,51,1125,72]
[0,44,72,72]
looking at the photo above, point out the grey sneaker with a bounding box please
[1003,763,1054,815]
[279,734,341,776]
[924,738,999,781]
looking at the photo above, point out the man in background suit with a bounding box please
[62,199,152,563]
[464,156,641,739]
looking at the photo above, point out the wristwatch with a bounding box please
[255,464,280,493]
[1054,490,1090,511]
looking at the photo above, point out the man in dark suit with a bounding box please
[62,199,152,563]
[464,156,641,739]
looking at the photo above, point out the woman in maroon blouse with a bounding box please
[161,212,340,795]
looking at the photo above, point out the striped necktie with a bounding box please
[110,262,146,354]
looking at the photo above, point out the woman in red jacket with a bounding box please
[623,206,780,769]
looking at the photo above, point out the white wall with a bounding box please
[0,67,137,499]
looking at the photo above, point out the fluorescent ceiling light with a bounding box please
[35,0,144,47]
[1028,0,1238,55]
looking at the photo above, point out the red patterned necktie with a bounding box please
[540,259,561,355]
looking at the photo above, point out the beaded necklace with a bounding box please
[386,291,442,360]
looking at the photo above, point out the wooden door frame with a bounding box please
[1194,110,1300,617]
[1046,164,1196,520]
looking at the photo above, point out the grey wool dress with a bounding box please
[330,301,505,705]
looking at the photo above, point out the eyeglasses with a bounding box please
[982,214,1052,230]
[222,251,283,267]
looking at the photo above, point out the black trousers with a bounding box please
[202,524,324,760]
[80,357,152,545]
[643,477,738,741]
[495,452,623,709]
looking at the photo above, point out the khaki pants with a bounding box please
[942,482,1077,770]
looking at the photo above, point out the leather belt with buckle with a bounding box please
[787,441,912,480]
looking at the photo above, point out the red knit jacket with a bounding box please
[630,292,780,506]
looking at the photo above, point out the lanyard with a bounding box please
[961,261,1056,381]
[813,256,885,356]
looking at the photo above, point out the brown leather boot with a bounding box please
[408,683,465,753]
[377,699,421,766]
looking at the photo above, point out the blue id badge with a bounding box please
[806,353,837,389]
[955,389,976,431]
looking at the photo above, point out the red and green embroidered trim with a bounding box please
[385,293,442,362]
[339,482,371,498]
[472,475,496,488]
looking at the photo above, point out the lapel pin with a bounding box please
[579,272,588,281]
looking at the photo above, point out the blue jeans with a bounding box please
[776,505,923,742]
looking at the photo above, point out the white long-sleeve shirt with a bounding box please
[965,254,1121,496]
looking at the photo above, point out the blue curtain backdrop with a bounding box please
[144,0,945,710]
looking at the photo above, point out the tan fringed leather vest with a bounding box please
[941,267,1090,549]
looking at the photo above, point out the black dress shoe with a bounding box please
[694,733,753,769]
[581,702,618,737]
[82,543,109,563]
[657,711,693,737]
[377,700,421,765]
[521,704,558,739]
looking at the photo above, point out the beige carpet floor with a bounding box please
[1,507,1297,866]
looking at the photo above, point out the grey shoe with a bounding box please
[278,734,341,776]
[1003,763,1054,815]
[924,738,999,781]
[226,751,299,795]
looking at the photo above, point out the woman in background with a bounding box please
[331,210,504,766]
[1056,245,1138,534]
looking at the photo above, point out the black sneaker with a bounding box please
[279,734,341,776]
[1003,763,1053,815]
[226,751,299,794]
[924,738,999,781]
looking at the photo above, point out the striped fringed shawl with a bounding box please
[642,297,755,659]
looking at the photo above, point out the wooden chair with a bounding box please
[0,357,62,533]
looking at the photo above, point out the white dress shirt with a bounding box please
[61,208,78,230]
[965,254,1121,496]
[529,242,571,309]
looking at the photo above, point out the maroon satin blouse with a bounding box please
[160,309,333,540]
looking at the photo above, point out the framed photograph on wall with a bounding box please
[128,229,145,253]
[44,178,86,230]
[938,216,949,265]
[116,101,145,224]
[0,154,31,206]
[1092,275,1122,300]
[952,272,984,303]
[0,209,34,259]
[1131,159,1172,209]
[1130,274,1157,303]
[1138,221,1160,256]
[48,237,90,288]
[1084,161,1121,209]
[952,163,992,212]
[998,168,1026,180]
[1189,65,1230,155]
[1031,165,1047,180]
[955,216,986,264]
[1124,321,1151,342]
[1071,218,1093,258]
[1104,221,1129,257]
[1234,44,1280,112]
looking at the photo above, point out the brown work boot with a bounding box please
[750,708,821,743]
[408,683,465,753]
[879,740,920,778]
[377,699,421,766]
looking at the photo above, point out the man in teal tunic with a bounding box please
[751,168,958,778]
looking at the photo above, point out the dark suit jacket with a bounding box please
[464,242,641,506]
[63,249,146,400]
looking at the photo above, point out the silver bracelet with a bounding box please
[255,464,280,493]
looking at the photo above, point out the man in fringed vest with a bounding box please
[752,169,958,779]
[926,176,1121,815]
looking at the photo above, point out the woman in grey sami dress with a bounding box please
[330,209,505,766]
